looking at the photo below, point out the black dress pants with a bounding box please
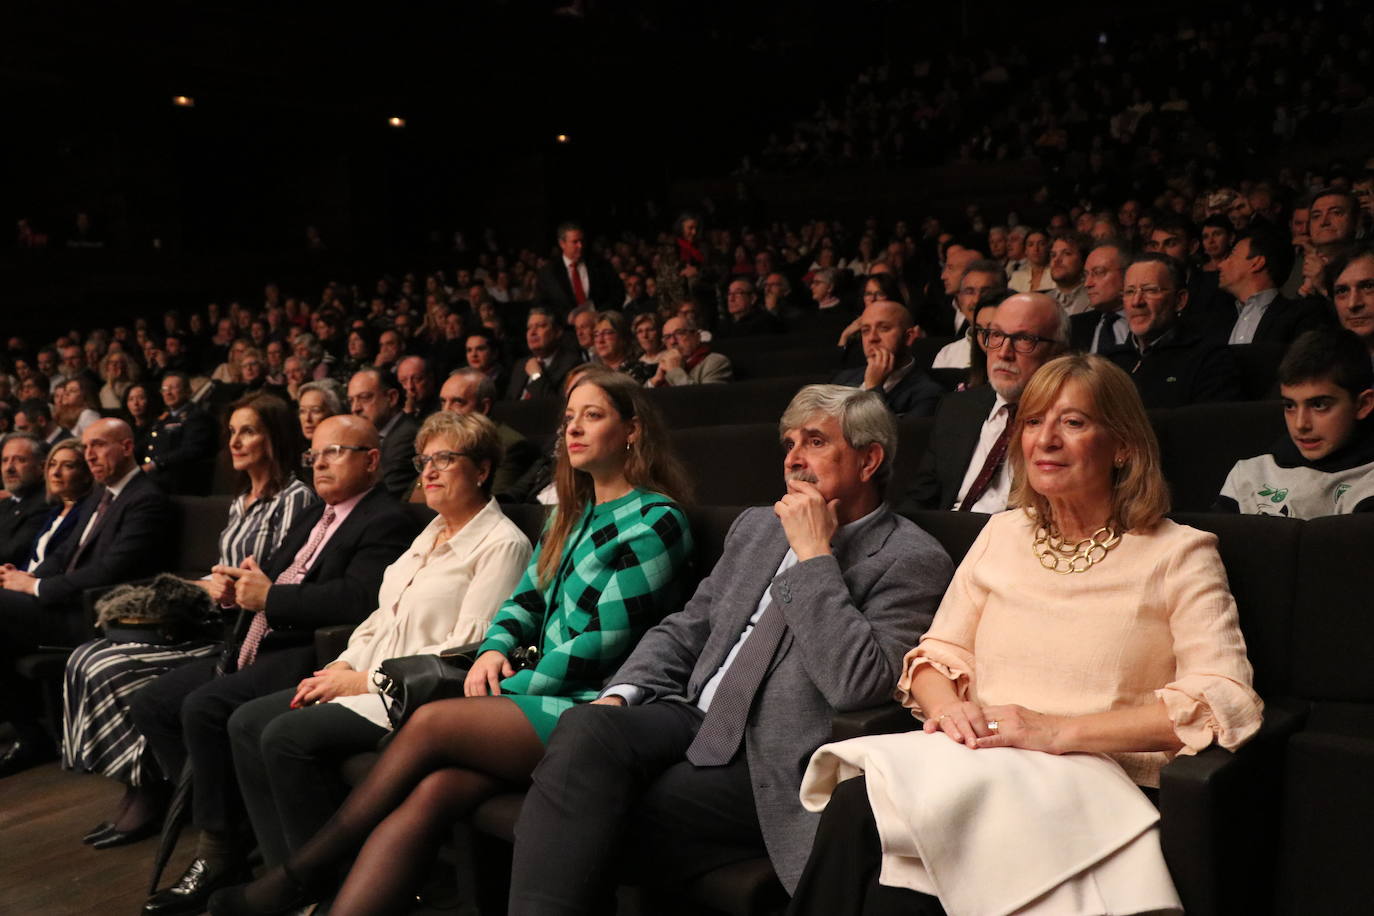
[509,701,768,916]
[787,776,946,916]
[227,687,386,867]
[128,645,316,834]
[0,591,90,743]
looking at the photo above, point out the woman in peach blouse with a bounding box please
[789,353,1264,915]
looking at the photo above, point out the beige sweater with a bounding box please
[896,509,1263,787]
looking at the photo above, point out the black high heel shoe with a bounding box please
[82,821,115,844]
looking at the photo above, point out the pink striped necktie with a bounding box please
[237,505,336,669]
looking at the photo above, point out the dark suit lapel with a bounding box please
[264,500,325,580]
[296,487,384,582]
[944,388,996,499]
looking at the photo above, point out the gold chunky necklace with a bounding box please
[1032,523,1121,574]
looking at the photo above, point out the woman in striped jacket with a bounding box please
[63,393,316,848]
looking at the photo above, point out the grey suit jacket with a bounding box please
[610,504,952,891]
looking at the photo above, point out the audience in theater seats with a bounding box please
[0,419,170,777]
[122,382,162,463]
[537,221,623,315]
[0,432,50,566]
[1048,231,1093,316]
[591,310,654,384]
[19,439,94,573]
[789,355,1262,916]
[16,397,70,448]
[465,329,511,398]
[208,369,693,916]
[834,301,943,418]
[568,306,598,362]
[1327,244,1374,368]
[505,306,581,400]
[395,355,438,419]
[1202,224,1330,346]
[1007,229,1052,295]
[346,368,418,500]
[132,414,417,915]
[1069,241,1130,354]
[722,277,786,337]
[647,316,734,387]
[931,260,1008,369]
[494,384,951,911]
[432,368,538,500]
[1298,189,1359,299]
[901,293,1068,512]
[142,372,217,494]
[922,244,983,338]
[1107,253,1244,409]
[62,394,317,850]
[1217,329,1374,517]
[55,376,101,436]
[227,411,530,870]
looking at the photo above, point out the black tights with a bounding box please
[238,695,543,916]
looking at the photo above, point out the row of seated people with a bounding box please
[0,357,1331,915]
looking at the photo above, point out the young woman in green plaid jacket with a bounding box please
[213,369,695,916]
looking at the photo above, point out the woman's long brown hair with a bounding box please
[537,368,692,587]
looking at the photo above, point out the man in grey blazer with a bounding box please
[508,385,952,912]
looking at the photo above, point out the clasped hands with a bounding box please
[209,556,271,610]
[924,700,1064,754]
[0,563,37,595]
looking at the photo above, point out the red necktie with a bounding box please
[959,404,1017,511]
[569,262,587,306]
[237,505,335,669]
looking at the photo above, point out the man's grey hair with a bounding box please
[0,431,46,459]
[294,333,324,362]
[450,367,498,411]
[961,259,1009,288]
[556,221,583,242]
[779,385,898,493]
[1008,224,1031,240]
[811,268,835,288]
[298,380,344,416]
[675,316,700,333]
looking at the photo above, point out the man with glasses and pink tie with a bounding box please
[132,414,418,916]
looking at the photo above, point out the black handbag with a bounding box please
[373,644,544,729]
[374,651,477,728]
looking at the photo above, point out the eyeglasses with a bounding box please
[412,450,471,473]
[1121,285,1173,300]
[301,444,372,467]
[975,328,1057,353]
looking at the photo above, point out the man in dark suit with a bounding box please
[508,386,952,911]
[346,367,418,500]
[0,432,49,567]
[439,369,539,500]
[133,414,418,916]
[1108,253,1245,409]
[899,293,1069,512]
[14,397,71,449]
[143,372,217,495]
[536,221,624,317]
[720,278,786,338]
[505,307,583,400]
[832,300,944,417]
[0,418,171,774]
[1069,241,1130,354]
[1199,225,1331,346]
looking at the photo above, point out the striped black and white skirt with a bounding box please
[62,637,220,786]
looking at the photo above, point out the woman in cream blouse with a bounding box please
[226,409,531,869]
[790,354,1263,916]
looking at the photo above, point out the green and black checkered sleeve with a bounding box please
[478,530,550,657]
[504,499,693,701]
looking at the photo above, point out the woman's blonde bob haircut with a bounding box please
[415,410,505,497]
[1008,353,1170,533]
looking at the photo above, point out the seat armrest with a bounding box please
[830,702,919,742]
[1158,698,1306,916]
[313,624,357,666]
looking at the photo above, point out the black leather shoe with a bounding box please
[0,738,57,778]
[90,818,159,849]
[82,821,115,844]
[144,858,245,916]
[207,865,313,916]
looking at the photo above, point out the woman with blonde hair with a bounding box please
[212,369,695,915]
[99,351,141,410]
[790,354,1262,915]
